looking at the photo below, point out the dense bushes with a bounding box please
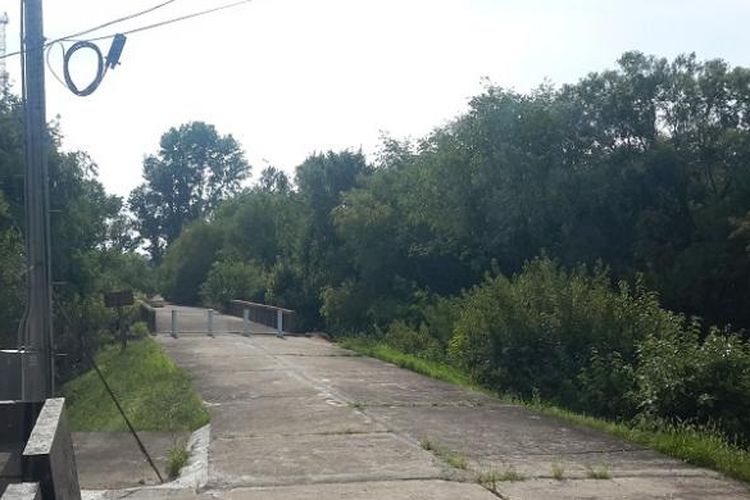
[449,259,664,409]
[637,329,750,443]
[381,258,750,445]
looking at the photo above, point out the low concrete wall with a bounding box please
[22,398,80,499]
[138,301,157,334]
[227,300,299,333]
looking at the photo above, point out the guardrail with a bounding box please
[227,300,298,333]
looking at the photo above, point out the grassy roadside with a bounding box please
[63,338,209,432]
[339,337,750,483]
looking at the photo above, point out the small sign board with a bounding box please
[104,290,134,308]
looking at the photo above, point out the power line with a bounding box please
[83,0,255,42]
[56,0,180,43]
[1,0,255,60]
[4,0,179,59]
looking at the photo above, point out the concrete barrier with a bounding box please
[228,300,298,333]
[0,399,80,500]
[22,398,80,499]
[139,301,157,334]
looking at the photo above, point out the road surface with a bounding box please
[101,305,750,499]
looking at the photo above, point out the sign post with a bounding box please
[103,291,134,349]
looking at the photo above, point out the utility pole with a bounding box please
[0,12,9,91]
[20,0,54,401]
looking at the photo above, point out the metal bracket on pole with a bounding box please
[276,309,284,338]
[207,309,215,338]
[171,310,177,339]
[243,309,251,337]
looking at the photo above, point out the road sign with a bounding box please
[104,290,134,308]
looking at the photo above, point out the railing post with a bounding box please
[207,309,215,337]
[276,309,284,338]
[171,310,177,338]
[243,308,250,336]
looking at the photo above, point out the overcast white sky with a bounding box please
[3,0,750,198]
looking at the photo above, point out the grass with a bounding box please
[419,437,468,470]
[586,464,612,479]
[63,338,210,432]
[529,402,750,483]
[167,442,190,478]
[339,337,750,484]
[476,467,526,494]
[339,338,479,390]
[551,462,565,480]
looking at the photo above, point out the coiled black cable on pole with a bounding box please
[56,34,127,97]
[62,40,105,97]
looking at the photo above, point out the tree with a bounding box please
[257,166,290,193]
[160,221,224,305]
[128,122,250,262]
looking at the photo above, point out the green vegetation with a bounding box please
[532,403,750,483]
[586,465,613,480]
[63,339,209,432]
[419,437,468,470]
[476,467,526,495]
[0,93,157,383]
[130,321,150,338]
[551,462,565,480]
[167,442,190,479]
[340,338,478,390]
[343,337,750,483]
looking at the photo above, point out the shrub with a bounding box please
[130,321,150,338]
[384,320,443,360]
[448,258,673,416]
[636,327,750,444]
[199,259,267,310]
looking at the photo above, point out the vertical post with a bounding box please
[276,309,284,338]
[207,309,214,338]
[243,308,250,337]
[171,310,177,339]
[20,0,54,401]
[117,306,126,350]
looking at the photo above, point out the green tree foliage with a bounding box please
[0,92,157,380]
[129,122,250,263]
[200,259,267,310]
[153,52,750,444]
[160,221,224,305]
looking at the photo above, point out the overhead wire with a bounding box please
[81,0,255,42]
[4,0,181,60]
[1,0,255,60]
[52,0,180,43]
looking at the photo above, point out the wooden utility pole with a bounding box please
[20,0,54,401]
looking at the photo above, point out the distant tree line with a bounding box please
[153,52,750,334]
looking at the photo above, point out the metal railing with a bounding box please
[158,308,285,338]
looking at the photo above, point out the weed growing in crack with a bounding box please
[551,462,565,480]
[586,464,612,479]
[419,437,468,470]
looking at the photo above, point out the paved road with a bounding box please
[125,306,750,499]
